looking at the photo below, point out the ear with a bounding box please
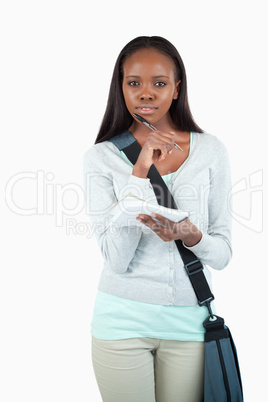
[173,80,181,100]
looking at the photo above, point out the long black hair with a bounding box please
[95,36,203,144]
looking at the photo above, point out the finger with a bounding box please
[157,137,175,158]
[136,215,171,241]
[153,130,175,141]
[146,132,175,159]
[149,144,169,162]
[151,213,172,227]
[137,215,164,231]
[148,138,173,151]
[136,214,156,225]
[157,149,168,162]
[148,131,175,147]
[140,215,170,233]
[168,132,175,154]
[155,144,172,161]
[150,134,175,149]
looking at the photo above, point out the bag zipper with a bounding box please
[216,339,231,401]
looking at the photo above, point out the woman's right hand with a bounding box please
[133,130,175,177]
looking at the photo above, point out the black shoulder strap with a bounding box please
[110,132,214,315]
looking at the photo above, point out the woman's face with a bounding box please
[122,48,180,127]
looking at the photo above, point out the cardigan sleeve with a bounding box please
[83,146,154,274]
[183,140,232,270]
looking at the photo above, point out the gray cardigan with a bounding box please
[83,131,232,306]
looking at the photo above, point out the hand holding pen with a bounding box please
[131,114,183,178]
[133,113,183,151]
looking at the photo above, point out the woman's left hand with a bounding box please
[136,213,202,247]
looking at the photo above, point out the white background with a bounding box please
[1,1,267,401]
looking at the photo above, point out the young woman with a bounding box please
[83,36,232,402]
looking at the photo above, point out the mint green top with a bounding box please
[91,134,216,341]
[91,290,215,341]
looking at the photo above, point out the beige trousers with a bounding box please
[91,336,204,402]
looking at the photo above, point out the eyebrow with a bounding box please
[125,75,169,79]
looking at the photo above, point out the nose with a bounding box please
[140,94,153,101]
[139,85,155,101]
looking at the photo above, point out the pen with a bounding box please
[132,113,183,151]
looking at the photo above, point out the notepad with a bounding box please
[108,193,189,227]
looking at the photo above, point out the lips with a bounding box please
[136,106,157,115]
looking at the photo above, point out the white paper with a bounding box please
[108,193,189,227]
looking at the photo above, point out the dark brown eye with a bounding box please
[155,81,167,87]
[128,81,139,86]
